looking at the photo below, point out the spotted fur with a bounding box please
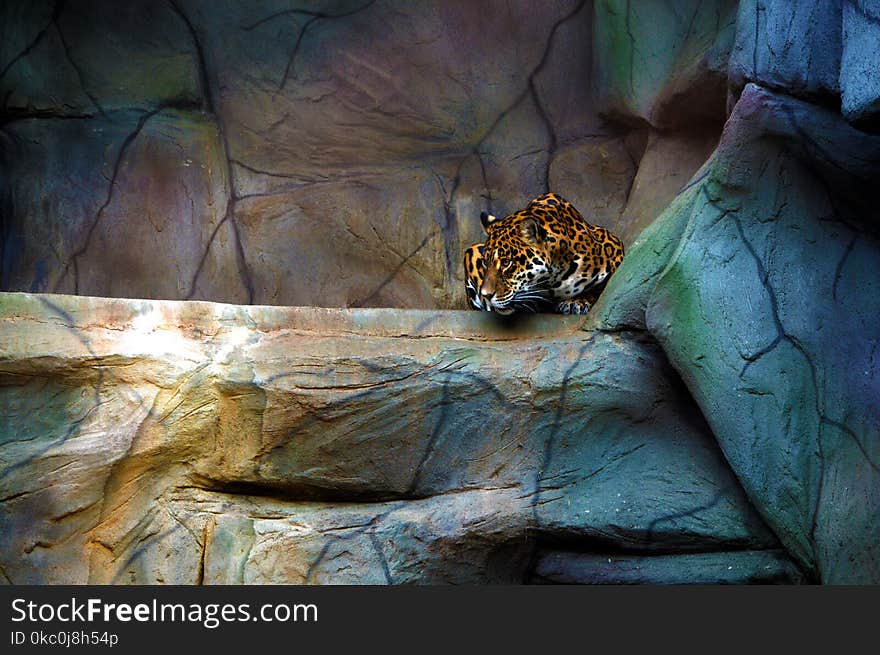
[463,193,624,315]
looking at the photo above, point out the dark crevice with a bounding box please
[231,158,304,180]
[832,233,858,301]
[185,476,404,505]
[593,324,650,337]
[529,547,806,584]
[529,530,786,559]
[168,0,254,303]
[0,108,95,125]
[196,520,210,585]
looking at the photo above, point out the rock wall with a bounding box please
[590,2,880,581]
[586,5,879,575]
[1,0,725,307]
[1,1,879,584]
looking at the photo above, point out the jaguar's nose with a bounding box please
[480,277,496,300]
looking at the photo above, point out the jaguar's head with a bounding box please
[478,211,556,315]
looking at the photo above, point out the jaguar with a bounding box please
[463,193,624,315]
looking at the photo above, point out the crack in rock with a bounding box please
[433,0,587,281]
[239,1,378,92]
[53,107,166,294]
[0,0,65,84]
[527,337,595,570]
[304,505,401,583]
[0,297,104,483]
[168,0,255,303]
[732,209,879,571]
[351,231,435,308]
[51,8,108,119]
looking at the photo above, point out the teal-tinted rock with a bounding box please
[592,0,738,129]
[587,179,706,331]
[728,0,842,101]
[643,84,880,583]
[840,1,880,128]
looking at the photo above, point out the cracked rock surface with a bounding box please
[729,0,880,130]
[1,0,621,308]
[0,292,802,584]
[1,0,725,307]
[591,83,880,583]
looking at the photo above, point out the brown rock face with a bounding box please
[1,0,644,309]
[615,130,719,245]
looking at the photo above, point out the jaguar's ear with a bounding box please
[480,211,499,231]
[520,218,542,243]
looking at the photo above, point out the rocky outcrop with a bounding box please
[729,0,880,130]
[841,1,880,129]
[591,83,880,583]
[728,0,842,102]
[0,292,799,584]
